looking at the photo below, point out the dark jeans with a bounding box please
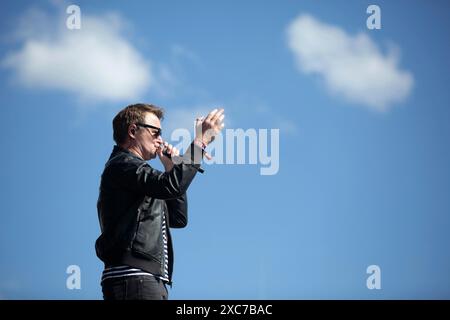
[102,275,168,300]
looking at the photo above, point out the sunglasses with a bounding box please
[136,123,162,138]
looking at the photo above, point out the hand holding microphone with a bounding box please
[158,141,180,158]
[157,142,180,172]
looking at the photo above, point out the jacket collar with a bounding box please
[109,145,144,161]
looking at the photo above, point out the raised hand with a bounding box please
[195,108,225,146]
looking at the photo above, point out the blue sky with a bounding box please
[0,0,449,299]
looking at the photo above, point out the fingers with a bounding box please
[195,116,205,134]
[205,109,218,123]
[163,143,180,157]
[210,108,224,124]
[217,113,225,126]
[169,145,180,156]
[205,108,224,123]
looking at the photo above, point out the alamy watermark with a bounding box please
[366,5,381,30]
[66,4,81,30]
[170,127,280,176]
[366,264,381,290]
[66,264,81,290]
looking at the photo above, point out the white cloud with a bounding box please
[2,9,153,102]
[286,14,414,112]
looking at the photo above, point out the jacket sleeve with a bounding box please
[116,143,204,200]
[166,193,188,228]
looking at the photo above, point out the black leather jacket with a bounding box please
[95,144,203,284]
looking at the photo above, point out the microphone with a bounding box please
[161,144,204,174]
[161,148,172,158]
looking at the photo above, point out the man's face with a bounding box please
[134,112,163,160]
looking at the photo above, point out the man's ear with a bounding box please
[129,124,138,137]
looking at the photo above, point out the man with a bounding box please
[95,103,225,300]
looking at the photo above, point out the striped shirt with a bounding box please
[101,265,168,283]
[101,213,170,284]
[161,212,170,280]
